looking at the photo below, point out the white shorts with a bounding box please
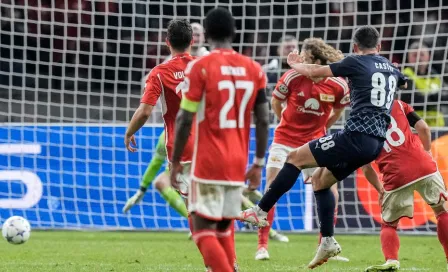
[382,172,447,223]
[188,180,244,221]
[266,143,316,183]
[173,163,191,198]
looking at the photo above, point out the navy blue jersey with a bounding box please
[329,54,407,138]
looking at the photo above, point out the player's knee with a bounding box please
[432,204,447,217]
[286,149,304,169]
[154,174,170,191]
[382,221,398,229]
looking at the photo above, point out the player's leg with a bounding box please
[123,131,167,213]
[327,183,349,262]
[190,181,234,272]
[308,167,341,269]
[153,170,188,217]
[365,185,415,272]
[240,143,318,226]
[415,172,448,262]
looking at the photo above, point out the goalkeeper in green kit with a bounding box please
[123,129,289,242]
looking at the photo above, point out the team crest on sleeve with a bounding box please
[278,84,288,94]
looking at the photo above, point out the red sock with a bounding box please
[437,212,448,261]
[193,230,233,272]
[318,208,338,245]
[380,224,400,261]
[258,208,274,249]
[217,221,236,268]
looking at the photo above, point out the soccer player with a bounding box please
[241,25,407,268]
[254,37,350,261]
[124,19,195,220]
[125,21,209,215]
[122,130,188,217]
[170,8,270,272]
[362,100,448,272]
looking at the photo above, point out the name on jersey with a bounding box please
[173,71,185,80]
[375,62,394,72]
[221,66,246,76]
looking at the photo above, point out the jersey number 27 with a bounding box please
[218,80,254,129]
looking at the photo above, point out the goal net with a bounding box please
[0,0,447,233]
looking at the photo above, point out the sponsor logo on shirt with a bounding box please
[298,91,305,97]
[297,98,324,116]
[319,93,335,102]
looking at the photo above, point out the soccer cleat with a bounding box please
[269,231,289,243]
[364,260,400,272]
[308,236,341,269]
[255,247,270,261]
[239,206,269,227]
[329,255,349,262]
[122,189,145,213]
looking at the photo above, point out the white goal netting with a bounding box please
[0,0,448,233]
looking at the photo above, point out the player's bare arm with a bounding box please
[325,108,345,130]
[361,163,385,206]
[271,96,283,120]
[125,103,154,152]
[170,108,194,188]
[287,50,334,78]
[246,90,270,190]
[414,118,432,152]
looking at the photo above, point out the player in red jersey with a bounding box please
[254,38,351,261]
[170,8,269,272]
[361,100,448,271]
[124,19,195,220]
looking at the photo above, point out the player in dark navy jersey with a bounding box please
[240,26,407,269]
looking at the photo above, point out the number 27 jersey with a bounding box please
[183,49,267,185]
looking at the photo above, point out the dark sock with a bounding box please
[314,188,335,237]
[258,163,300,212]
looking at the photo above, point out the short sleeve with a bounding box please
[272,70,297,101]
[398,100,414,115]
[141,69,162,106]
[183,59,205,103]
[332,77,350,109]
[329,55,359,77]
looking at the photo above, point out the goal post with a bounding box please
[0,0,447,233]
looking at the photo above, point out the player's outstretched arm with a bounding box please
[287,50,333,78]
[414,117,432,153]
[361,164,385,206]
[125,104,154,152]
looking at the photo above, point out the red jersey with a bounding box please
[272,70,350,147]
[141,53,195,163]
[183,49,267,185]
[376,100,437,191]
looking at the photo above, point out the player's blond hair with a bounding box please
[302,38,344,65]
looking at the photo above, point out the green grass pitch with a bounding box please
[0,231,444,271]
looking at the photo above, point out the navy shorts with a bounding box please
[309,131,384,181]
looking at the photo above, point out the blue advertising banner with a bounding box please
[0,125,309,231]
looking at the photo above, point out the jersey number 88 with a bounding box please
[371,72,396,109]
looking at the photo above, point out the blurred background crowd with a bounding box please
[0,0,447,125]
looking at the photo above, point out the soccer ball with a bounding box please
[2,216,31,245]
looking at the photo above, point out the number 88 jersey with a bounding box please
[375,100,437,191]
[181,49,267,185]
